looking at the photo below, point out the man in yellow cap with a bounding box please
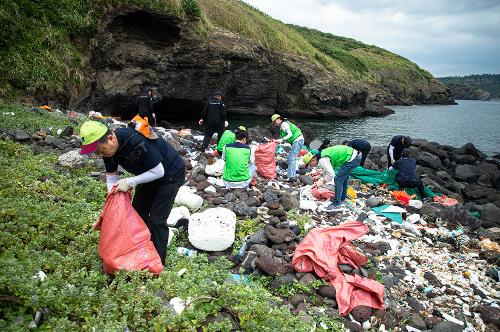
[303,145,361,212]
[79,121,185,265]
[271,114,304,181]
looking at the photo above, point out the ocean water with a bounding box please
[173,100,500,155]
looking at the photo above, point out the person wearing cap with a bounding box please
[387,135,412,168]
[343,138,371,168]
[222,129,256,189]
[216,126,246,157]
[393,148,426,198]
[79,121,185,265]
[271,114,304,181]
[199,91,228,151]
[303,145,361,211]
[137,86,155,126]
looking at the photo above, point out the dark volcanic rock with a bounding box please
[416,151,442,170]
[13,129,30,142]
[298,175,314,185]
[317,285,336,299]
[270,273,297,290]
[351,305,373,323]
[255,255,291,276]
[408,313,427,330]
[455,142,486,160]
[431,321,463,332]
[264,226,296,244]
[454,164,481,182]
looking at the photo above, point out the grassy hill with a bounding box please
[0,0,436,102]
[438,74,500,98]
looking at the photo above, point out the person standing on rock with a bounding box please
[137,86,156,126]
[393,149,426,198]
[387,135,412,168]
[271,114,304,181]
[343,138,371,168]
[216,126,246,157]
[199,91,228,152]
[303,145,361,211]
[222,128,256,189]
[79,121,185,265]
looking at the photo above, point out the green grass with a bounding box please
[0,103,345,330]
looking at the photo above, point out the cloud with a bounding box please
[242,0,500,76]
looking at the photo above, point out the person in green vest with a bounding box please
[271,114,304,181]
[303,145,361,212]
[216,126,246,156]
[222,129,256,189]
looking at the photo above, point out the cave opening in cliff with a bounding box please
[153,97,205,122]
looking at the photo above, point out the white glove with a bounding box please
[115,178,131,192]
[389,166,394,170]
[276,138,283,143]
[224,121,228,127]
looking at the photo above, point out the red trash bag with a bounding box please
[390,190,415,206]
[94,191,164,275]
[312,186,335,200]
[255,141,278,179]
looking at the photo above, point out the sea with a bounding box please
[173,100,500,156]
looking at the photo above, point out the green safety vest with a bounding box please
[280,121,302,144]
[223,143,251,182]
[217,130,236,152]
[321,145,354,169]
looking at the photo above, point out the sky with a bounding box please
[242,0,500,77]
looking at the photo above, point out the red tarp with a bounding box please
[94,191,164,275]
[311,186,335,200]
[292,221,384,316]
[433,195,459,206]
[255,141,278,179]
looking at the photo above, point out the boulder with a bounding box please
[264,226,296,244]
[263,191,279,204]
[166,206,190,226]
[408,313,427,330]
[476,203,500,227]
[416,151,442,170]
[13,129,30,142]
[454,164,481,182]
[57,150,86,167]
[188,207,236,251]
[431,321,463,332]
[233,202,257,218]
[247,229,267,245]
[351,305,373,323]
[279,194,300,210]
[205,159,224,177]
[455,142,486,160]
[270,273,297,290]
[317,285,336,299]
[255,255,291,276]
[298,175,314,185]
[451,154,476,164]
[174,186,203,211]
[420,142,448,159]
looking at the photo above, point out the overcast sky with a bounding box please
[242,0,500,77]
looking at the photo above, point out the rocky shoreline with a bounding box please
[1,107,499,331]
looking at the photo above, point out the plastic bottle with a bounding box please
[177,247,197,257]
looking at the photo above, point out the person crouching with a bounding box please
[222,129,256,189]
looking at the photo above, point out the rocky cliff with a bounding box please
[75,8,453,121]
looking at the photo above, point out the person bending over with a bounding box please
[387,135,412,168]
[79,121,185,265]
[222,129,256,189]
[271,114,304,181]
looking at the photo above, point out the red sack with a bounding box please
[94,192,164,275]
[255,141,278,179]
[311,186,335,200]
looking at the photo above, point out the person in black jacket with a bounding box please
[393,149,426,198]
[80,121,185,265]
[387,135,412,168]
[199,91,228,151]
[137,86,155,125]
[344,138,371,167]
[318,139,331,153]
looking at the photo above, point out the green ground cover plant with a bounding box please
[0,103,344,330]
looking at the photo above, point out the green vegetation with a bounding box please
[0,0,436,101]
[438,74,500,98]
[0,104,344,330]
[232,217,265,256]
[287,209,314,237]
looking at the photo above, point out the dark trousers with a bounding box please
[202,122,224,150]
[132,168,185,265]
[359,144,371,167]
[396,178,426,198]
[331,155,362,205]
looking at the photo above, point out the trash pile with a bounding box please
[1,107,499,331]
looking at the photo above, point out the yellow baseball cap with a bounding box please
[79,121,109,154]
[271,114,281,122]
[238,126,246,131]
[303,152,315,165]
